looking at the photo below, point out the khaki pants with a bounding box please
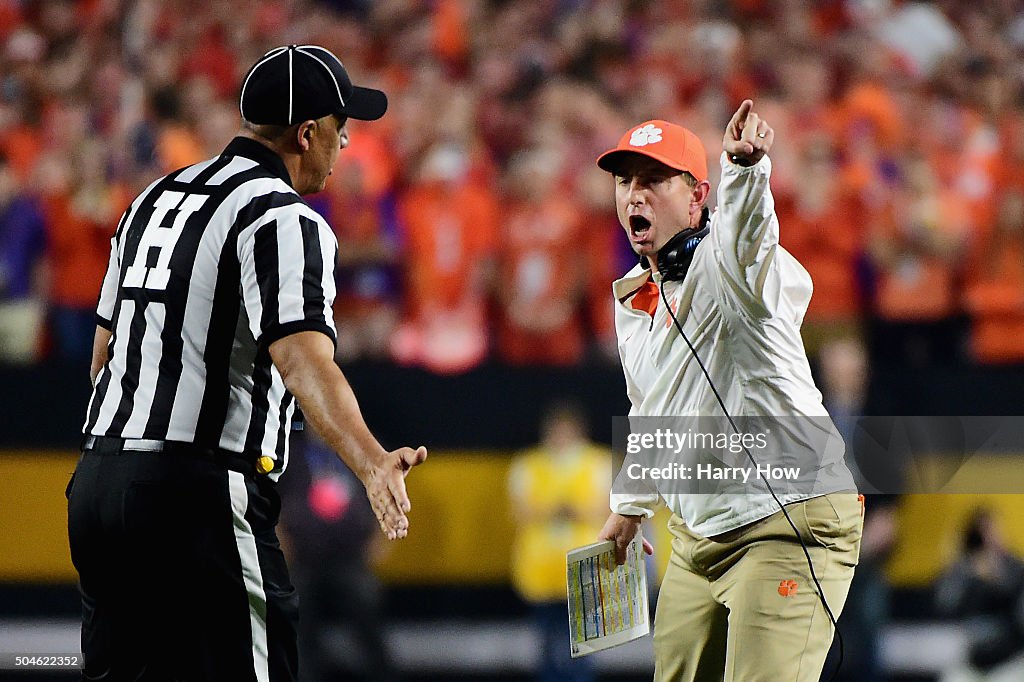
[654,493,863,682]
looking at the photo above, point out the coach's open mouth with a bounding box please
[629,214,652,240]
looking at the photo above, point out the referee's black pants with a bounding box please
[66,443,298,681]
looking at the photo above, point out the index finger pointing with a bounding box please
[729,99,753,131]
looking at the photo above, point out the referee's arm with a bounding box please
[90,230,120,384]
[90,328,112,385]
[239,207,426,540]
[270,331,427,540]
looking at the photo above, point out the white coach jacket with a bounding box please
[611,153,855,537]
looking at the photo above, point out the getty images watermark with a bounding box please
[612,416,1024,495]
[614,420,833,497]
[624,429,801,483]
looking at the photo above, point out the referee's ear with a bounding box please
[296,120,316,153]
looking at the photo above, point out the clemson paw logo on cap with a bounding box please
[629,124,663,147]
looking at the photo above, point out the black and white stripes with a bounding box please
[84,139,338,478]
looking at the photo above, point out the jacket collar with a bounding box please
[613,262,657,304]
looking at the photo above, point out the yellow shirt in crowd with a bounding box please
[508,444,612,603]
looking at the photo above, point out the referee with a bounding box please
[66,45,427,682]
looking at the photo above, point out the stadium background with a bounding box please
[4,0,1024,680]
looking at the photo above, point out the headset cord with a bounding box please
[658,280,844,681]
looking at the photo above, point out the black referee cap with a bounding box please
[239,45,387,126]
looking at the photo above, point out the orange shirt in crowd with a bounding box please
[841,81,904,151]
[871,192,970,322]
[926,112,1001,239]
[581,211,621,346]
[777,191,866,322]
[178,28,238,99]
[45,187,129,310]
[965,238,1024,364]
[398,180,498,316]
[0,1,22,41]
[496,197,585,365]
[785,104,846,155]
[331,126,397,200]
[433,0,469,67]
[393,180,498,373]
[993,146,1024,200]
[157,124,205,174]
[0,125,42,182]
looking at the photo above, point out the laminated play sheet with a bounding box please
[566,534,650,657]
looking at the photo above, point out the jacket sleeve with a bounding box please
[710,153,786,319]
[610,357,663,517]
[610,410,664,517]
[607,324,663,517]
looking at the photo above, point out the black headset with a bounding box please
[638,207,710,282]
[654,208,711,282]
[654,207,845,681]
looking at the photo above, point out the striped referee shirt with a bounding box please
[84,137,338,477]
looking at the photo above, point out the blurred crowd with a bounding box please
[2,0,1024,373]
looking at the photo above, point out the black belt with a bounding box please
[82,435,274,477]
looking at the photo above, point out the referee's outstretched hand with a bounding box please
[723,99,774,166]
[366,446,428,540]
[268,331,429,541]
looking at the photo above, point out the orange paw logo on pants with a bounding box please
[777,579,799,597]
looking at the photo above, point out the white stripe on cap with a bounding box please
[295,46,345,107]
[287,46,294,125]
[239,46,289,121]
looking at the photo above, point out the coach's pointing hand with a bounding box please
[598,512,655,565]
[365,446,428,540]
[723,99,773,167]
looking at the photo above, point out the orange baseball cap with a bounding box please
[597,120,708,183]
